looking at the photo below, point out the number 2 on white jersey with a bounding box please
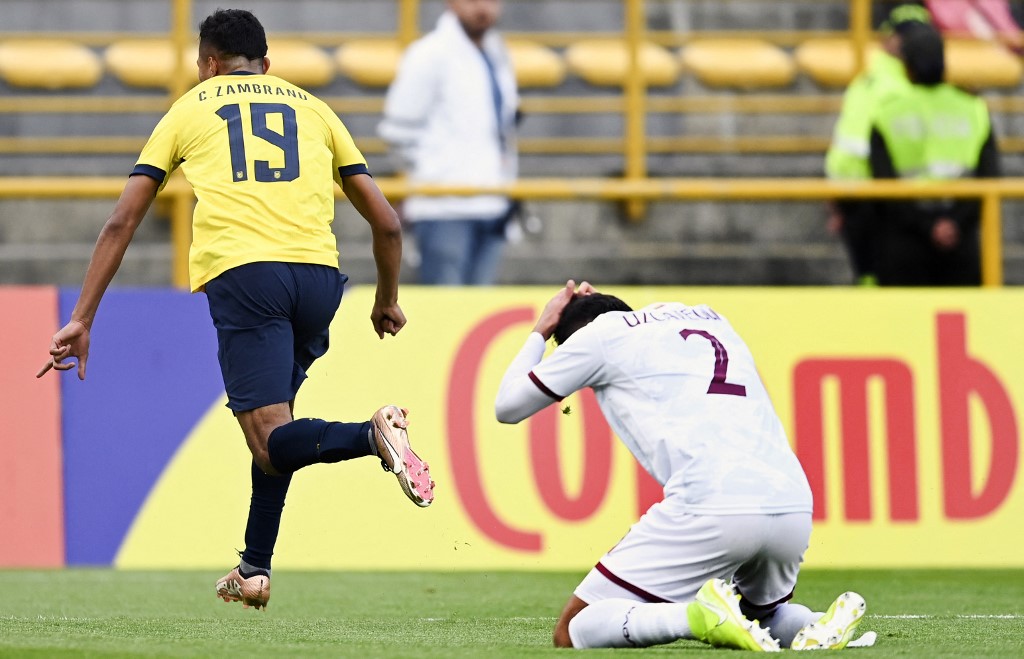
[679,329,747,397]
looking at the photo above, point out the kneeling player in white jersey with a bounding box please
[495,281,871,651]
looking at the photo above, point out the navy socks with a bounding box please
[242,418,373,571]
[266,418,373,473]
[241,460,291,571]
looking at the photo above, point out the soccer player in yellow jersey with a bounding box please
[38,9,434,610]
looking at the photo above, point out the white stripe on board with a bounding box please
[874,614,1023,620]
[422,614,1022,622]
[422,617,555,622]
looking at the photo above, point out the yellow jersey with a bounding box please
[133,72,368,292]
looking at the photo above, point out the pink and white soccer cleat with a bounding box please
[371,405,435,508]
[215,566,270,610]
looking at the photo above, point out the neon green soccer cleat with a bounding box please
[687,578,781,652]
[791,591,867,650]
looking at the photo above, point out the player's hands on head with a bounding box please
[371,300,407,339]
[533,280,577,340]
[37,319,91,380]
[576,281,598,296]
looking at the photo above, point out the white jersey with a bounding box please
[528,302,812,515]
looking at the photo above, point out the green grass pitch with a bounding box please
[1,569,1021,657]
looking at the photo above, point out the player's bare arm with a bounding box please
[37,174,159,379]
[341,173,405,338]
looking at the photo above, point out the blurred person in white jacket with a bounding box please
[379,0,519,285]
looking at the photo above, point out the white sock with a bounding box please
[568,599,692,648]
[760,602,818,648]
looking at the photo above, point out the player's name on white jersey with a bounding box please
[621,305,722,328]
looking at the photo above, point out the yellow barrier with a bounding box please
[0,175,1019,288]
[3,0,1022,223]
[1,1,1017,282]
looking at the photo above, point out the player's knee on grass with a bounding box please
[553,620,573,648]
[553,595,589,647]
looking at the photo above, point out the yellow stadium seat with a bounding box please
[564,39,679,87]
[335,39,403,87]
[104,40,192,89]
[265,40,335,88]
[106,39,334,89]
[945,38,1023,88]
[0,40,102,89]
[336,39,563,89]
[506,40,566,88]
[794,38,869,88]
[681,39,796,89]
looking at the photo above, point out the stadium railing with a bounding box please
[1,0,1021,284]
[1,0,1022,160]
[0,174,1018,288]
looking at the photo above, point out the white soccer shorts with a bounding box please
[574,496,812,609]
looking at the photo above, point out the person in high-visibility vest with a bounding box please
[824,3,932,285]
[869,23,1000,286]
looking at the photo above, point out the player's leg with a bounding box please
[206,263,402,609]
[558,502,698,648]
[731,512,814,647]
[280,264,434,505]
[237,403,295,573]
[559,501,776,650]
[205,263,297,607]
[206,263,376,475]
[214,263,432,511]
[247,407,378,475]
[215,404,314,609]
[214,454,290,610]
[562,573,775,650]
[236,402,295,474]
[553,595,588,647]
[562,594,695,649]
[732,512,866,650]
[216,401,380,611]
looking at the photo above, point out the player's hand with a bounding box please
[37,319,91,380]
[577,281,598,296]
[371,300,407,339]
[533,279,577,340]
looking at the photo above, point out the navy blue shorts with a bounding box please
[205,262,347,411]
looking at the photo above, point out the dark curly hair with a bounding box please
[199,9,267,60]
[553,293,633,345]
